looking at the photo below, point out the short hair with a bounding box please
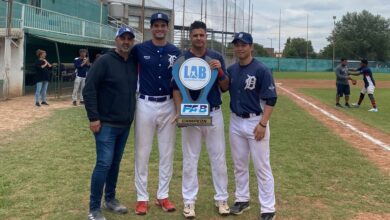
[36,49,46,58]
[340,58,347,61]
[79,48,88,54]
[361,59,368,65]
[189,21,207,33]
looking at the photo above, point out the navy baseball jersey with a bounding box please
[227,58,277,115]
[357,66,376,88]
[132,40,181,96]
[74,57,90,78]
[173,49,227,108]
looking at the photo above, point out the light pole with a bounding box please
[332,16,336,70]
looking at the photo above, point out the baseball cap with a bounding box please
[361,59,368,65]
[115,26,135,38]
[150,12,169,25]
[231,32,253,44]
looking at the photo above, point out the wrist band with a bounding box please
[217,68,224,78]
[218,75,226,81]
[259,122,267,128]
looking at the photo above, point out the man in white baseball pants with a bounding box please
[228,32,277,220]
[131,12,181,214]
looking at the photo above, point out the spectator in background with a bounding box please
[72,48,90,106]
[335,58,355,108]
[34,49,52,107]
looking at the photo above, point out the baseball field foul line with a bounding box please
[278,84,390,151]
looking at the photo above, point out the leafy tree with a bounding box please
[253,43,270,57]
[226,43,270,57]
[283,37,316,58]
[320,10,390,61]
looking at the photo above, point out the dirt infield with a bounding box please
[277,79,390,177]
[0,96,74,132]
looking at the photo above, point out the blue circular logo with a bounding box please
[179,58,211,90]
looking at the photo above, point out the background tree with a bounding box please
[283,37,316,58]
[320,10,390,61]
[253,43,270,57]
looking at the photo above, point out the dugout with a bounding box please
[24,34,111,97]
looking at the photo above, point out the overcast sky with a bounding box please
[129,0,390,52]
[249,0,390,52]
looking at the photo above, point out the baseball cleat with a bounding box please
[335,103,343,108]
[351,103,359,108]
[135,201,148,215]
[155,198,176,212]
[183,203,195,219]
[230,201,250,215]
[215,200,230,215]
[368,108,378,112]
[260,212,276,220]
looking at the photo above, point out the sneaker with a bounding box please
[73,101,77,106]
[352,103,359,108]
[135,201,148,215]
[35,102,40,107]
[260,212,276,220]
[336,103,343,108]
[104,198,128,214]
[41,102,49,105]
[345,103,350,108]
[230,201,250,215]
[183,203,195,219]
[155,198,176,212]
[80,100,85,105]
[87,210,106,220]
[215,200,230,215]
[368,108,378,112]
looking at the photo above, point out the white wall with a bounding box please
[9,37,25,97]
[0,39,4,78]
[0,36,25,97]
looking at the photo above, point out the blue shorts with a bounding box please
[336,84,350,97]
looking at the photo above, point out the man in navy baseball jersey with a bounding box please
[72,48,91,106]
[131,12,181,215]
[172,21,230,219]
[349,59,378,112]
[227,32,277,220]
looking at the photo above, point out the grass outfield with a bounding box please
[300,88,390,134]
[1,95,389,219]
[273,71,390,80]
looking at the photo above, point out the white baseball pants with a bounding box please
[181,109,229,204]
[72,76,85,102]
[134,98,176,201]
[361,85,375,94]
[229,114,276,213]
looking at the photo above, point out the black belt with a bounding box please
[235,112,261,118]
[139,94,172,102]
[210,106,221,112]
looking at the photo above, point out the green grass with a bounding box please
[274,71,390,80]
[300,88,390,134]
[0,95,389,219]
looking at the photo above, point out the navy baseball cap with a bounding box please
[232,32,253,44]
[115,26,135,38]
[150,12,169,25]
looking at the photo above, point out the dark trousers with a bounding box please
[89,124,130,211]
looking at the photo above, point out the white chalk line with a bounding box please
[278,84,390,151]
